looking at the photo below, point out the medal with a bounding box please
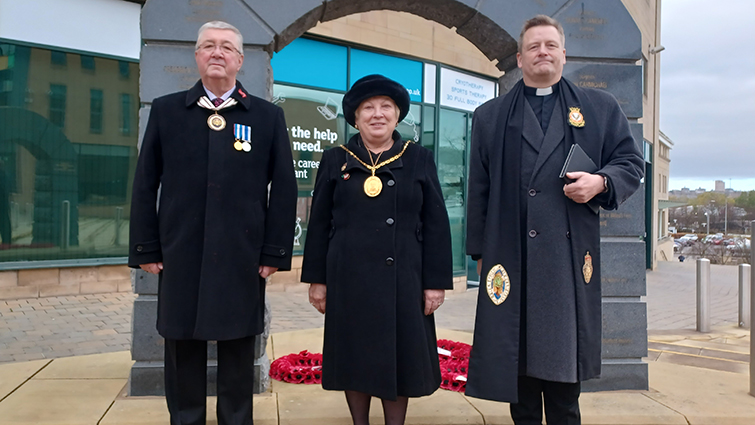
[242,141,252,152]
[364,175,382,197]
[583,251,593,283]
[234,140,243,151]
[197,96,238,132]
[486,264,511,305]
[233,123,253,153]
[208,113,226,131]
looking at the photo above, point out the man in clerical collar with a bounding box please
[464,15,643,425]
[129,21,297,425]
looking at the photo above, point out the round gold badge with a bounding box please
[234,141,243,151]
[207,113,226,131]
[364,175,382,197]
[486,264,511,305]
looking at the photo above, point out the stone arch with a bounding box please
[0,107,79,246]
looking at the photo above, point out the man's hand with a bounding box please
[424,289,445,316]
[477,259,483,277]
[309,283,326,314]
[140,262,163,274]
[564,172,605,204]
[259,266,278,279]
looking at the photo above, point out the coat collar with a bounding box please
[185,80,252,110]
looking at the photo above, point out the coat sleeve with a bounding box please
[420,148,454,290]
[300,149,336,285]
[128,100,164,268]
[466,109,491,259]
[593,96,644,210]
[260,107,298,270]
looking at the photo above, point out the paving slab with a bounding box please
[100,394,277,425]
[405,390,483,424]
[269,328,324,360]
[461,396,515,425]
[579,391,687,424]
[35,351,132,379]
[646,361,755,425]
[0,378,126,424]
[278,387,352,425]
[0,359,49,400]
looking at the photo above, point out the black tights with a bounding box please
[344,390,409,425]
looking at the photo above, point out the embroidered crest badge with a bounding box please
[486,264,511,305]
[583,251,593,284]
[568,107,585,128]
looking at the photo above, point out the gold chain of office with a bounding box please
[339,141,411,197]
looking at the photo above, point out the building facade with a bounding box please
[0,0,664,300]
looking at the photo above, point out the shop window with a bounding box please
[49,84,67,128]
[90,89,103,134]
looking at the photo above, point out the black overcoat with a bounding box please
[301,132,453,401]
[464,78,644,402]
[128,80,297,341]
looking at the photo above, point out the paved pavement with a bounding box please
[1,260,747,363]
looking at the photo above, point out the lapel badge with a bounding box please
[583,251,593,284]
[234,123,252,152]
[341,173,350,181]
[237,88,247,98]
[568,107,585,128]
[341,163,347,172]
[486,264,511,305]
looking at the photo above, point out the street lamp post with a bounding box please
[705,212,710,235]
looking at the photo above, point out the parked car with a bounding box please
[679,234,698,245]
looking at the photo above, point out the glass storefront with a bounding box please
[272,37,496,275]
[0,41,139,266]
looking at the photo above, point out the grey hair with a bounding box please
[196,21,243,54]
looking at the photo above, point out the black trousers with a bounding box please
[509,376,581,425]
[164,336,255,425]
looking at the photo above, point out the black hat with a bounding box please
[342,74,410,127]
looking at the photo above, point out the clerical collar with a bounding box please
[523,84,557,96]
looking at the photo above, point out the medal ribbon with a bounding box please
[197,96,238,112]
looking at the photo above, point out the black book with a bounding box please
[559,144,600,214]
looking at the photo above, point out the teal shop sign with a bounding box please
[350,49,422,102]
[271,38,348,91]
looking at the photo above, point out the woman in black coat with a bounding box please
[301,75,453,425]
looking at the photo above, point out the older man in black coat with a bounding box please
[464,15,643,425]
[129,21,296,425]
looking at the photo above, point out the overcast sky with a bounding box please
[660,0,755,191]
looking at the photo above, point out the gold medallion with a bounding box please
[364,175,382,197]
[568,107,585,128]
[234,141,243,151]
[486,264,510,305]
[583,251,593,284]
[208,113,226,131]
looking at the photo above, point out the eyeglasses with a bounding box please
[197,42,240,55]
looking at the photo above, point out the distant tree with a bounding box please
[692,192,727,206]
[735,191,755,209]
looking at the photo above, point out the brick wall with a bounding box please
[0,265,132,300]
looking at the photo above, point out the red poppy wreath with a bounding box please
[269,340,471,392]
[269,350,323,384]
